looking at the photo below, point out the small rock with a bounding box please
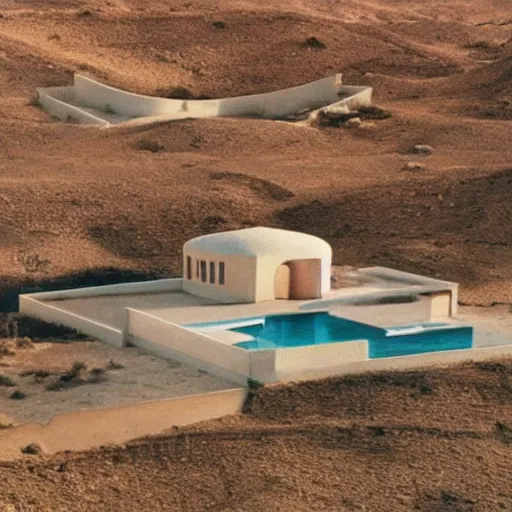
[0,413,14,428]
[56,462,68,472]
[358,121,376,129]
[412,144,433,155]
[345,117,362,128]
[404,162,426,172]
[21,443,42,455]
[325,105,350,116]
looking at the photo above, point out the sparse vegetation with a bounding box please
[21,369,53,380]
[357,105,392,120]
[46,361,87,391]
[10,390,26,400]
[0,342,15,357]
[88,367,108,383]
[247,377,264,389]
[495,421,512,444]
[464,40,494,50]
[18,252,50,273]
[103,104,116,115]
[0,314,90,341]
[77,9,93,18]
[21,443,42,455]
[212,21,226,29]
[0,375,16,387]
[480,100,512,120]
[15,337,33,349]
[475,361,511,373]
[301,36,326,49]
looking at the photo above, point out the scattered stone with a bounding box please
[56,462,68,472]
[301,37,326,50]
[412,144,434,155]
[10,390,26,400]
[0,414,14,429]
[77,9,93,18]
[345,117,362,128]
[21,443,42,455]
[359,121,376,130]
[325,105,350,116]
[403,162,426,172]
[358,105,392,120]
[135,139,165,153]
[317,108,359,127]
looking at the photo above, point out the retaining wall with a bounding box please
[37,73,373,126]
[19,295,125,348]
[127,309,251,385]
[0,389,247,461]
[125,309,372,384]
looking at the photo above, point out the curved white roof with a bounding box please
[184,227,332,258]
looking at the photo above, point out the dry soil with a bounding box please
[0,0,511,510]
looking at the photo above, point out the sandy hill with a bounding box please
[0,2,511,510]
[0,1,511,308]
[0,359,511,511]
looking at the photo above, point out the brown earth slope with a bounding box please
[0,360,511,511]
[0,0,511,305]
[0,1,512,510]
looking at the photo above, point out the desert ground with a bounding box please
[0,0,511,510]
[0,359,511,511]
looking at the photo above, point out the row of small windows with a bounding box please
[186,256,225,285]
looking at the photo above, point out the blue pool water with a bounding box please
[189,311,473,358]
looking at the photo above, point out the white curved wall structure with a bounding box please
[182,227,332,303]
[37,73,373,127]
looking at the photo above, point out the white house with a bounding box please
[182,227,332,303]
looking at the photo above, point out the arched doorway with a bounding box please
[274,259,322,300]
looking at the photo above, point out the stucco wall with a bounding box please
[127,309,251,385]
[37,74,373,126]
[19,296,125,347]
[255,252,331,302]
[73,74,345,119]
[359,267,459,315]
[182,252,257,303]
[37,89,110,125]
[276,343,512,383]
[273,340,369,380]
[288,259,322,299]
[20,278,183,302]
[429,292,452,319]
[0,389,247,461]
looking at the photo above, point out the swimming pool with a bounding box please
[187,311,473,358]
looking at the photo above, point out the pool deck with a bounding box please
[45,292,306,329]
[44,292,512,349]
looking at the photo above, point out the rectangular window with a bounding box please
[200,260,207,283]
[219,262,225,285]
[209,261,215,284]
[196,260,199,280]
[186,256,192,280]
